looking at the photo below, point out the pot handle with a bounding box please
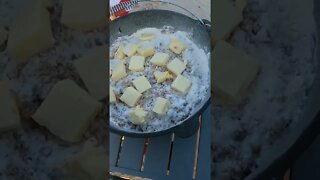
[135,0,207,25]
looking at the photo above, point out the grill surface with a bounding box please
[109,104,211,180]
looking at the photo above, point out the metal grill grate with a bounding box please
[109,105,211,180]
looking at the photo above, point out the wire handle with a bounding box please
[136,0,205,25]
[110,0,209,26]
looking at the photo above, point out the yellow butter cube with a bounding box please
[235,0,247,12]
[32,79,102,142]
[150,53,169,67]
[7,0,54,63]
[0,28,8,46]
[120,87,142,107]
[115,44,125,59]
[74,46,107,100]
[139,33,155,41]
[129,56,145,72]
[129,106,148,125]
[154,71,173,83]
[213,0,242,44]
[42,0,54,8]
[110,87,116,103]
[65,141,106,180]
[133,76,151,93]
[171,75,192,94]
[123,44,138,57]
[137,46,154,57]
[213,41,259,103]
[61,0,107,31]
[167,58,187,75]
[0,81,20,131]
[152,97,170,115]
[184,59,188,66]
[169,39,186,54]
[111,61,127,81]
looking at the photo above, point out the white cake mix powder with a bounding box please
[110,27,210,133]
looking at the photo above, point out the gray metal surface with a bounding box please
[292,135,320,180]
[110,9,211,137]
[109,105,211,180]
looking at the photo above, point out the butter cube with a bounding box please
[235,0,247,12]
[154,71,173,83]
[137,46,155,57]
[120,87,142,107]
[32,79,102,142]
[74,46,107,100]
[7,0,54,63]
[152,97,170,115]
[123,44,138,57]
[115,44,125,59]
[111,61,127,81]
[65,141,106,180]
[0,81,20,131]
[42,0,54,8]
[171,75,192,94]
[213,0,242,44]
[110,87,116,103]
[167,58,187,75]
[133,76,151,93]
[184,59,188,66]
[213,41,259,103]
[150,53,169,67]
[129,56,145,72]
[61,0,107,31]
[139,33,155,41]
[0,28,8,46]
[129,106,148,125]
[169,39,186,54]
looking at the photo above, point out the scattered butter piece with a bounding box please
[129,106,148,125]
[167,58,187,75]
[129,56,145,72]
[123,44,138,57]
[110,87,116,103]
[133,76,151,93]
[0,81,20,131]
[137,46,155,57]
[65,141,106,180]
[120,87,142,107]
[171,74,192,94]
[213,41,259,103]
[169,39,186,54]
[0,28,8,46]
[213,0,242,44]
[7,0,54,63]
[154,71,173,83]
[42,0,54,8]
[74,46,107,100]
[111,61,127,81]
[61,0,107,31]
[152,97,170,115]
[184,59,188,66]
[150,52,169,67]
[139,33,155,41]
[32,79,102,142]
[235,0,247,12]
[115,44,125,59]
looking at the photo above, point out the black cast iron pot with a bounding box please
[109,10,211,138]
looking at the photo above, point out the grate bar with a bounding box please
[192,115,202,179]
[166,133,175,176]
